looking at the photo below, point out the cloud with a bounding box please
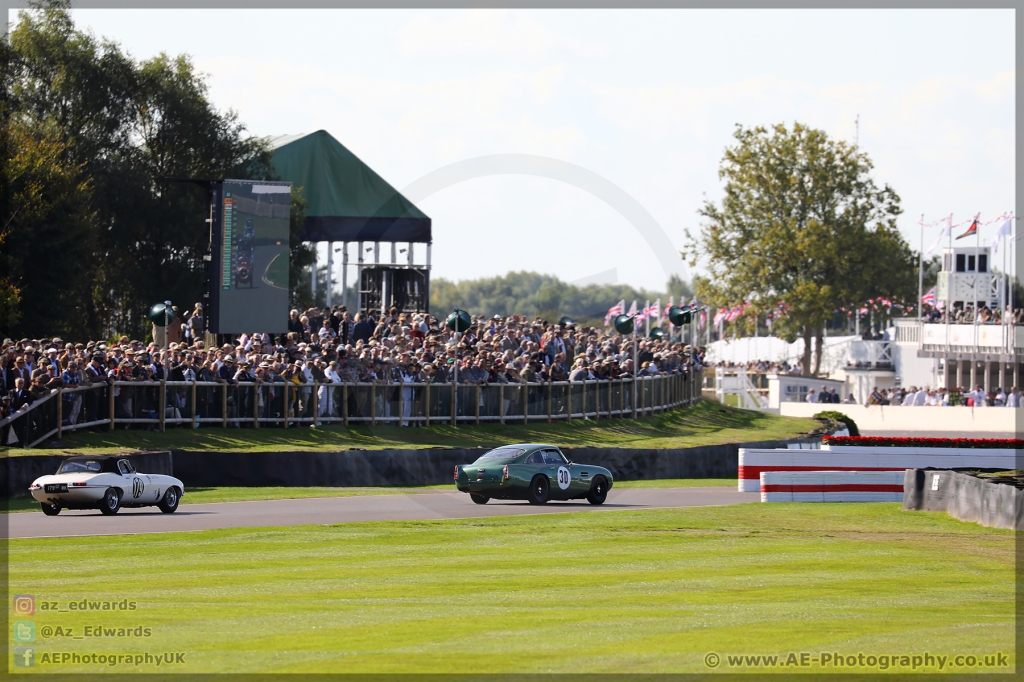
[396,10,605,60]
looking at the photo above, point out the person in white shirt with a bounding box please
[994,388,1006,406]
[1007,387,1019,408]
[913,386,928,406]
[902,388,916,406]
[806,388,818,403]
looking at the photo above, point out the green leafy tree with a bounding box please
[430,271,691,325]
[4,1,285,339]
[689,122,916,375]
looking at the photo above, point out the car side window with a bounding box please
[542,450,565,465]
[117,460,135,475]
[524,452,544,465]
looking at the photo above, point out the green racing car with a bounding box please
[454,443,613,505]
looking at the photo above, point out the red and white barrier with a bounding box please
[738,446,1017,492]
[760,470,906,502]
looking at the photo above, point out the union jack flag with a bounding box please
[921,288,936,306]
[604,299,625,326]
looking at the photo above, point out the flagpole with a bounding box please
[918,214,924,322]
[1003,215,1011,333]
[974,214,980,335]
[946,213,952,353]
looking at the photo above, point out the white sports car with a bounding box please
[28,456,184,516]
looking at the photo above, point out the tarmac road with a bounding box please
[8,487,757,539]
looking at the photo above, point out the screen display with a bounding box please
[216,180,291,333]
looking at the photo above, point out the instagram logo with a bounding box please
[13,595,34,616]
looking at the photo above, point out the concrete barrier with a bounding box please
[760,470,905,502]
[2,452,173,500]
[779,403,1021,435]
[2,438,811,498]
[903,469,1023,530]
[738,446,1017,492]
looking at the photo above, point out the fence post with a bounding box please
[451,383,457,426]
[158,379,166,431]
[567,382,572,423]
[191,381,198,428]
[56,386,63,438]
[283,384,290,429]
[475,384,481,425]
[425,383,431,427]
[398,383,405,427]
[221,384,228,428]
[371,383,377,426]
[312,382,319,427]
[342,383,349,427]
[546,382,552,422]
[253,383,259,428]
[109,381,116,431]
[523,383,529,424]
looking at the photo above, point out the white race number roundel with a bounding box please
[556,466,571,490]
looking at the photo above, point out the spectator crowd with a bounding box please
[1,304,706,442]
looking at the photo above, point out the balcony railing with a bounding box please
[0,372,701,449]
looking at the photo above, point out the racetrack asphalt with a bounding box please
[8,487,757,539]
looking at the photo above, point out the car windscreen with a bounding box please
[472,448,526,465]
[58,460,102,474]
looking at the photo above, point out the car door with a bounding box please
[521,450,545,487]
[542,449,573,499]
[117,460,149,504]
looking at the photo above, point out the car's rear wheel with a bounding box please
[469,493,489,505]
[527,475,549,505]
[158,487,180,514]
[99,488,121,515]
[40,502,60,516]
[586,476,608,505]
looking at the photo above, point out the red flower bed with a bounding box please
[823,436,1023,449]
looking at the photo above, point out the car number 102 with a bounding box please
[557,466,571,490]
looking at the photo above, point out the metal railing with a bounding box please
[0,371,701,448]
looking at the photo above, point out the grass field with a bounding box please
[4,479,737,513]
[4,400,817,456]
[7,504,1014,674]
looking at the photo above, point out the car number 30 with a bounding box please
[556,466,571,490]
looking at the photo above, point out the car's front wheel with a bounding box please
[527,475,549,505]
[158,487,181,514]
[587,476,608,505]
[469,493,489,505]
[40,502,60,516]
[99,488,121,515]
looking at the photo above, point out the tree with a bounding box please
[4,1,280,339]
[689,122,916,375]
[429,271,690,325]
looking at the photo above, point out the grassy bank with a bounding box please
[2,401,816,456]
[8,503,1014,673]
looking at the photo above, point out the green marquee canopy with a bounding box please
[268,130,431,243]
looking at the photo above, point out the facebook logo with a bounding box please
[13,646,34,668]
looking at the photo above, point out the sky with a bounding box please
[27,8,1016,294]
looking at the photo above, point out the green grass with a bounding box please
[4,479,737,513]
[2,400,816,456]
[8,504,1014,674]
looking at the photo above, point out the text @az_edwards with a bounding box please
[704,651,1011,671]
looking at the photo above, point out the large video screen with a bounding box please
[215,179,291,334]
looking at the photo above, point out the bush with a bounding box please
[812,410,860,437]
[823,436,1022,448]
